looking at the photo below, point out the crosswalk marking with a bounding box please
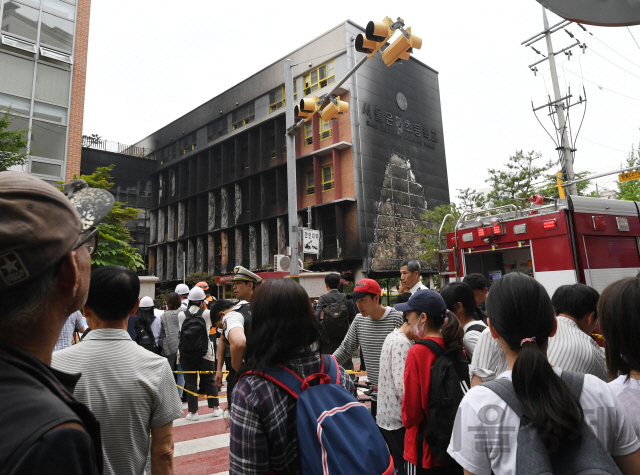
[174,433,230,457]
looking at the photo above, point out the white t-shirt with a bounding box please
[222,300,249,340]
[609,376,640,438]
[463,320,487,360]
[409,281,427,294]
[178,305,215,361]
[447,368,640,475]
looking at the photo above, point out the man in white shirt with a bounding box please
[399,259,427,295]
[179,286,223,420]
[175,283,190,309]
[52,265,183,475]
[470,283,608,386]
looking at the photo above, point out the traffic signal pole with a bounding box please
[284,59,299,279]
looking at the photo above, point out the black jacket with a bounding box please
[0,339,102,475]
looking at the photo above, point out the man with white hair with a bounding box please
[178,287,222,420]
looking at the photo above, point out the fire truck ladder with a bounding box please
[438,204,519,287]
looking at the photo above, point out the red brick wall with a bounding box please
[65,0,91,181]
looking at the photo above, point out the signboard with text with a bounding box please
[619,171,640,183]
[303,229,320,255]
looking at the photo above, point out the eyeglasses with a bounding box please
[74,227,100,256]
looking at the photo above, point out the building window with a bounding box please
[269,86,284,112]
[2,1,40,42]
[231,102,255,130]
[207,117,227,142]
[180,132,196,154]
[306,170,315,195]
[304,60,335,96]
[293,81,297,103]
[167,143,176,160]
[320,118,332,141]
[322,165,334,191]
[304,121,312,146]
[268,135,276,159]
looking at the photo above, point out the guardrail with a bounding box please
[82,135,154,159]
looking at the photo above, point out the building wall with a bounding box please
[0,0,90,184]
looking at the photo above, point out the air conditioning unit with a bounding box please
[274,254,291,272]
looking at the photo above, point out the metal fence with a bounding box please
[82,135,154,159]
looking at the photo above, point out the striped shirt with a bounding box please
[333,307,403,401]
[51,328,183,475]
[470,316,608,381]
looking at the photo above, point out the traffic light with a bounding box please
[381,26,422,66]
[355,17,394,58]
[294,95,319,120]
[320,96,349,122]
[556,172,566,199]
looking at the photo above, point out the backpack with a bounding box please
[135,319,160,354]
[244,354,394,475]
[415,339,470,469]
[464,323,486,335]
[321,294,350,340]
[179,308,209,360]
[482,371,622,475]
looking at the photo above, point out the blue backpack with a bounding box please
[247,354,394,475]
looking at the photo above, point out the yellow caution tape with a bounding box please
[177,385,224,399]
[592,333,604,340]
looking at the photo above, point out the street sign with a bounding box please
[303,229,320,255]
[619,170,640,183]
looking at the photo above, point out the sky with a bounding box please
[82,1,640,201]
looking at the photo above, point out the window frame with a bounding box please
[304,121,312,146]
[306,169,315,196]
[303,59,336,96]
[320,117,332,141]
[269,86,285,113]
[232,102,255,130]
[321,164,334,192]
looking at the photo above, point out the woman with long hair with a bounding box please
[229,279,354,474]
[397,289,465,475]
[600,277,640,437]
[440,282,487,360]
[447,272,640,474]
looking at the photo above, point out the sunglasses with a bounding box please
[74,227,100,256]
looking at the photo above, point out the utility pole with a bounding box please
[542,7,578,196]
[284,59,299,279]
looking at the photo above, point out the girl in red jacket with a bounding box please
[396,289,463,475]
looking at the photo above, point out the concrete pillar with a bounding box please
[235,228,243,266]
[178,201,185,237]
[177,241,184,280]
[149,210,157,244]
[167,205,175,241]
[187,240,194,276]
[196,237,204,273]
[234,184,242,225]
[277,217,287,255]
[157,208,165,244]
[261,221,270,268]
[221,231,228,274]
[249,225,257,270]
[220,187,228,228]
[157,246,164,281]
[167,245,175,280]
[208,234,215,275]
[208,191,215,231]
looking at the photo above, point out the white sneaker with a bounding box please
[185,412,199,421]
[212,407,223,417]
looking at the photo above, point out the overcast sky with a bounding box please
[82,1,640,201]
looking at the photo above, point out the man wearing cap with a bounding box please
[332,278,404,421]
[215,266,261,404]
[196,281,215,306]
[0,172,114,474]
[175,283,190,309]
[178,286,223,420]
[53,266,183,475]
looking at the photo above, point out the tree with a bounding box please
[457,187,487,210]
[486,150,555,208]
[617,143,640,202]
[417,202,461,267]
[537,170,596,198]
[66,165,145,271]
[0,109,29,172]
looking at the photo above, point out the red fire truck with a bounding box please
[439,195,640,296]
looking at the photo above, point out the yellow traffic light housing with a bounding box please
[381,26,422,66]
[320,96,349,122]
[556,172,566,199]
[295,95,319,120]
[355,17,394,58]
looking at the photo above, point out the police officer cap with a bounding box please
[231,266,262,283]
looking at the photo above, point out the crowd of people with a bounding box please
[3,171,640,475]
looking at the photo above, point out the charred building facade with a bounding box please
[134,20,449,283]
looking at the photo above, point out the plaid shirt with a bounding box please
[229,353,355,475]
[53,311,84,352]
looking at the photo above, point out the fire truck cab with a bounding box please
[440,196,640,296]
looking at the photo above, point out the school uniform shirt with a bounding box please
[471,317,609,382]
[463,320,487,360]
[178,305,215,362]
[332,307,404,401]
[377,328,413,431]
[447,368,640,475]
[609,376,640,438]
[52,329,183,475]
[402,336,447,469]
[409,281,427,294]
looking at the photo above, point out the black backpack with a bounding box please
[322,294,350,339]
[416,339,470,469]
[135,319,159,354]
[482,371,622,475]
[179,308,209,360]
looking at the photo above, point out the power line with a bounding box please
[628,27,640,53]
[561,67,640,102]
[579,136,630,154]
[588,30,640,70]
[589,46,640,80]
